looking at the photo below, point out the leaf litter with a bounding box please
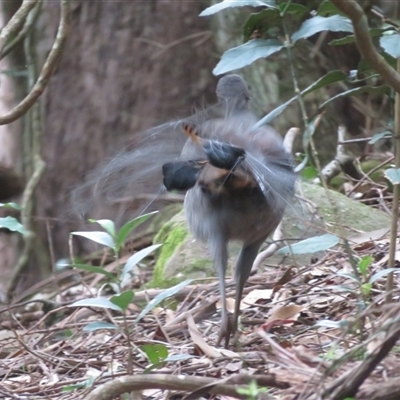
[0,228,400,399]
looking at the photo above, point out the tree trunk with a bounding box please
[31,1,217,277]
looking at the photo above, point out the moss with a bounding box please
[150,221,189,288]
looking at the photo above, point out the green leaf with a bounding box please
[72,264,117,281]
[369,268,400,284]
[253,96,296,128]
[111,290,134,311]
[68,297,122,312]
[116,211,158,252]
[136,279,192,322]
[302,70,348,96]
[292,15,353,43]
[200,0,276,17]
[213,39,283,75]
[120,244,162,288]
[89,219,116,238]
[385,168,400,185]
[337,272,361,284]
[83,322,118,331]
[317,0,343,16]
[369,131,392,144]
[329,28,395,46]
[0,202,22,210]
[243,9,280,42]
[278,234,340,255]
[71,231,115,249]
[320,86,392,109]
[141,343,169,364]
[380,33,400,58]
[279,2,308,17]
[361,282,372,296]
[358,255,373,277]
[0,216,24,234]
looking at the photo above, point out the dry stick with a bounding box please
[0,0,71,125]
[386,58,400,302]
[83,373,289,400]
[324,317,400,400]
[0,0,39,55]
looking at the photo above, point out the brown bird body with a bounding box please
[180,75,296,347]
[74,74,296,347]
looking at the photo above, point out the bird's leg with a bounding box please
[232,240,264,336]
[209,234,230,348]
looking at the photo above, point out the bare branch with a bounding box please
[330,0,400,94]
[0,0,71,125]
[0,1,43,61]
[0,0,39,55]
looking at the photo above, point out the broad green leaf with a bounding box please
[72,264,117,281]
[200,0,276,17]
[369,268,400,284]
[213,39,283,75]
[0,216,24,234]
[136,279,192,322]
[278,234,339,255]
[141,343,169,364]
[68,297,122,312]
[369,131,392,144]
[252,96,296,128]
[116,211,158,251]
[83,322,118,331]
[320,86,391,109]
[279,2,308,17]
[317,0,343,16]
[120,244,162,288]
[337,272,361,284]
[0,202,22,210]
[243,9,280,42]
[358,255,373,277]
[111,290,134,311]
[329,28,395,46]
[89,219,115,237]
[292,15,353,43]
[385,168,400,185]
[302,70,347,97]
[71,231,115,249]
[380,33,400,58]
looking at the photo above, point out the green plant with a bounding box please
[202,0,400,301]
[237,380,269,400]
[68,212,193,374]
[0,202,24,234]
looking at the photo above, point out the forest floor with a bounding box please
[0,220,400,399]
